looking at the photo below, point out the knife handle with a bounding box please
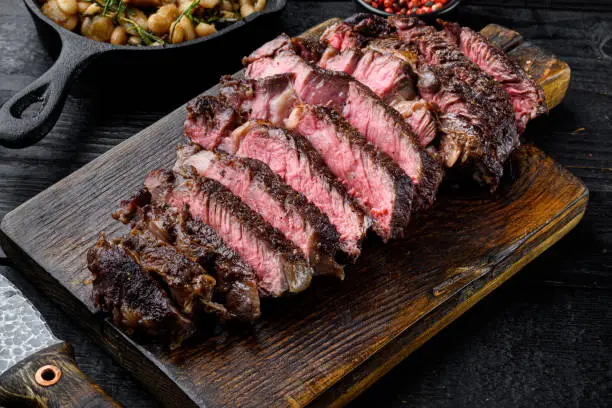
[0,342,122,408]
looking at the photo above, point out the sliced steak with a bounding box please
[390,16,518,187]
[114,191,261,320]
[286,104,413,241]
[321,47,416,102]
[319,45,437,147]
[441,21,547,133]
[174,144,343,277]
[144,169,313,297]
[184,95,369,260]
[323,14,517,189]
[218,74,298,127]
[87,235,196,345]
[243,39,443,210]
[121,231,221,319]
[226,121,369,260]
[184,96,241,151]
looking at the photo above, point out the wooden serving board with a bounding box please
[0,20,584,408]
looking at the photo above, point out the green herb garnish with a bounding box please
[120,17,165,46]
[169,0,200,42]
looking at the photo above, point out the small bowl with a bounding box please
[356,0,462,20]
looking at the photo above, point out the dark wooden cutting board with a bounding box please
[0,20,584,408]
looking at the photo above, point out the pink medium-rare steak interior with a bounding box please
[324,48,416,102]
[244,38,443,210]
[220,74,298,127]
[228,121,370,259]
[144,169,313,297]
[175,146,342,276]
[184,96,240,150]
[286,104,413,241]
[183,95,370,259]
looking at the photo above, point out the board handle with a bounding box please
[0,342,122,408]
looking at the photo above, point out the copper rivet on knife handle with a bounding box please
[35,365,62,386]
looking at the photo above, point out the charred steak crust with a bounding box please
[185,96,241,148]
[121,231,222,319]
[87,235,195,344]
[441,22,547,133]
[303,105,414,239]
[114,191,262,321]
[147,169,314,296]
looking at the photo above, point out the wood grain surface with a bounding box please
[0,17,589,408]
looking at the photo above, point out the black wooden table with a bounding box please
[1,1,610,407]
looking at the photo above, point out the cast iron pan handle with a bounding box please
[0,43,100,149]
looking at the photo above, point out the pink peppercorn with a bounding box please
[366,0,450,15]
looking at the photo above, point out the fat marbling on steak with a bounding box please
[174,144,343,277]
[144,169,313,297]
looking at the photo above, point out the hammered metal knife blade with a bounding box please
[0,273,122,407]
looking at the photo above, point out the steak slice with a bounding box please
[174,144,343,277]
[184,96,369,260]
[320,46,437,147]
[244,40,443,210]
[441,21,547,133]
[121,231,222,319]
[184,96,241,151]
[121,201,261,321]
[389,16,518,187]
[87,235,196,346]
[286,104,413,241]
[218,74,298,127]
[325,14,517,189]
[144,169,313,297]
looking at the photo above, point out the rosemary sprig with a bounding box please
[120,17,165,45]
[169,0,200,42]
[102,0,115,16]
[113,0,125,22]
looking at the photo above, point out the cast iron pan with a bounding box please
[0,0,286,149]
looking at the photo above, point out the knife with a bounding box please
[0,273,122,407]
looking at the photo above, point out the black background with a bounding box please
[1,0,610,407]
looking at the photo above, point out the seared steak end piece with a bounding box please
[441,21,547,133]
[87,235,196,347]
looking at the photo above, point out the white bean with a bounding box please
[179,16,196,41]
[195,22,216,37]
[253,0,266,12]
[110,26,127,45]
[199,0,220,8]
[171,24,185,44]
[57,0,77,15]
[148,13,171,35]
[240,3,254,17]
